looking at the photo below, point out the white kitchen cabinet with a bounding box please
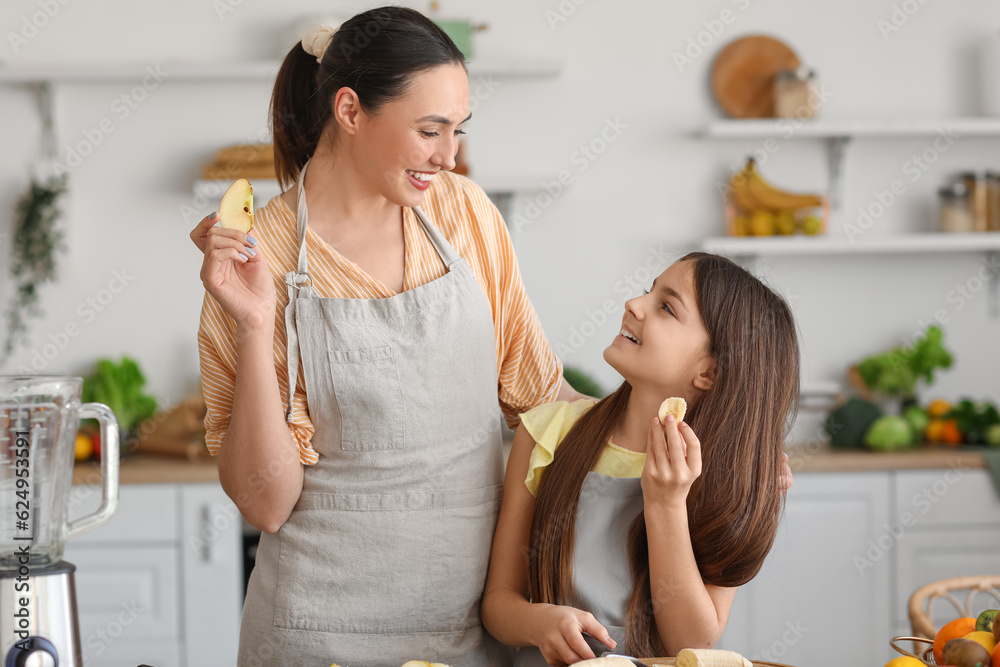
[718,467,1000,667]
[65,482,242,667]
[718,472,893,666]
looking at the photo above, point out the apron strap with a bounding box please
[283,159,317,422]
[413,206,462,268]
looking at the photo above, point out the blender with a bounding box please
[1,376,119,667]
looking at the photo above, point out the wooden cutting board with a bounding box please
[641,659,795,667]
[710,35,801,118]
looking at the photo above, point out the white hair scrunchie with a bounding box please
[301,24,338,64]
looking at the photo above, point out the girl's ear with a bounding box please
[693,356,718,392]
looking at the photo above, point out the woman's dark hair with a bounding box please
[527,252,800,657]
[270,6,466,189]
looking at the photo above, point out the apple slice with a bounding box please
[219,178,254,233]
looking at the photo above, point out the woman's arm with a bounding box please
[216,323,305,533]
[482,425,615,666]
[554,376,594,402]
[195,212,304,533]
[642,416,736,654]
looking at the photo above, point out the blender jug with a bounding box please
[0,376,119,569]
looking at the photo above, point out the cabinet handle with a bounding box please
[199,503,217,564]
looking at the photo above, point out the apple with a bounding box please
[219,178,254,233]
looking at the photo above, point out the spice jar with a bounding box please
[939,182,975,233]
[774,68,816,119]
[986,171,1000,231]
[958,171,989,231]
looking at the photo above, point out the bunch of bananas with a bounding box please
[727,158,826,237]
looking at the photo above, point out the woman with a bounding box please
[191,7,585,666]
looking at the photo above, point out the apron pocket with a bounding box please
[327,345,405,451]
[272,486,502,635]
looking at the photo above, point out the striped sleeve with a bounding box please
[451,177,564,429]
[196,257,319,466]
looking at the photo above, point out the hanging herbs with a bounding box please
[2,174,68,362]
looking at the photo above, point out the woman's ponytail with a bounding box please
[270,42,328,190]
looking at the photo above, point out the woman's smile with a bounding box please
[406,169,436,190]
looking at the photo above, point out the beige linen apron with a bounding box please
[513,473,644,666]
[237,160,508,667]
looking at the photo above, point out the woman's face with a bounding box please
[603,260,715,398]
[353,64,470,207]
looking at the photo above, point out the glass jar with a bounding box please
[958,171,989,231]
[939,182,975,233]
[986,171,1000,231]
[774,68,816,119]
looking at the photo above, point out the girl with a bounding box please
[481,252,799,666]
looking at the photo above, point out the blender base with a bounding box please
[1,560,83,667]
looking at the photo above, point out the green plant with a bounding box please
[82,357,158,434]
[2,174,68,362]
[857,325,954,400]
[562,366,605,398]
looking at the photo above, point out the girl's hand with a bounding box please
[529,604,616,667]
[193,212,275,332]
[641,415,702,508]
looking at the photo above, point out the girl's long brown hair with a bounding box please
[527,252,800,657]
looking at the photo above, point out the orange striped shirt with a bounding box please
[198,171,563,464]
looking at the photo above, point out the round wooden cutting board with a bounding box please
[710,35,801,118]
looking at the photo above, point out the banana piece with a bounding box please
[658,397,687,423]
[675,648,753,667]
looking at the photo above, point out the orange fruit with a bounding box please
[928,398,952,418]
[992,640,1000,666]
[940,419,963,446]
[74,432,93,460]
[963,629,998,653]
[934,617,978,664]
[882,657,923,667]
[925,419,946,442]
[882,657,925,667]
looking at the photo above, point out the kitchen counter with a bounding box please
[787,444,990,472]
[73,446,994,485]
[73,454,219,485]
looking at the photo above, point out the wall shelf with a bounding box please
[0,57,563,83]
[701,232,1000,256]
[702,233,1000,317]
[193,175,550,222]
[704,117,1000,140]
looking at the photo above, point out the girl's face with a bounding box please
[352,64,470,207]
[603,260,716,398]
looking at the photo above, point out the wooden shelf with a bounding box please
[702,232,1000,256]
[704,117,1000,139]
[0,57,563,83]
[193,175,551,204]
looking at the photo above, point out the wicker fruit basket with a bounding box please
[889,636,936,665]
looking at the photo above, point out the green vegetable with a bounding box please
[562,366,604,398]
[903,405,929,445]
[864,415,914,451]
[857,325,954,399]
[824,398,883,449]
[944,399,1000,444]
[81,357,158,434]
[986,423,1000,447]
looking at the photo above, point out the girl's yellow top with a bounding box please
[521,398,646,497]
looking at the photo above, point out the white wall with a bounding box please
[1,0,998,410]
